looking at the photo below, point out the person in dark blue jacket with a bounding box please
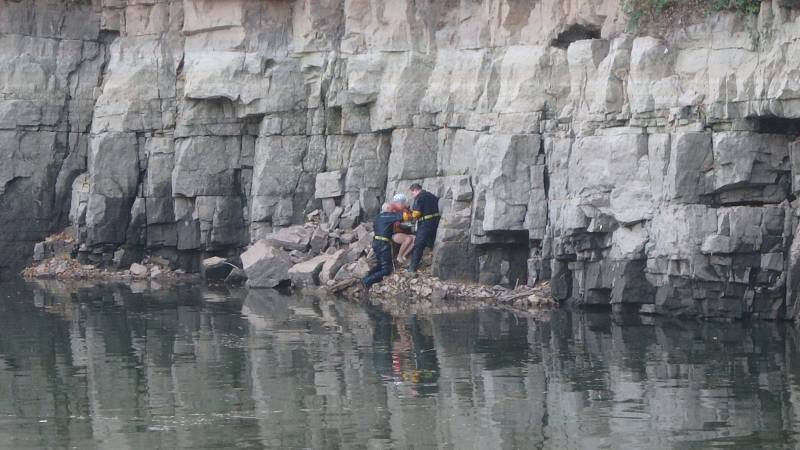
[362,203,406,289]
[407,183,440,274]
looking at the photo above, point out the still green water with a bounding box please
[0,280,799,449]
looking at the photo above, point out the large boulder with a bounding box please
[318,249,348,284]
[129,263,148,278]
[265,225,313,251]
[288,254,331,287]
[334,258,371,281]
[241,241,292,288]
[201,256,233,281]
[225,267,248,285]
[309,225,329,254]
[338,200,361,230]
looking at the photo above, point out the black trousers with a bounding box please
[409,219,439,272]
[362,241,394,288]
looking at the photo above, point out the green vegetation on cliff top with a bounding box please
[624,0,761,29]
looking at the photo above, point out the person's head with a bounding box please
[380,202,393,213]
[391,193,408,208]
[409,183,423,198]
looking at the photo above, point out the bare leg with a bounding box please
[399,235,415,261]
[393,234,408,263]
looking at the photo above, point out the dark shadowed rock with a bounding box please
[432,242,478,282]
[201,256,233,281]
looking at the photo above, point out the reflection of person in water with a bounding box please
[392,322,414,382]
[366,304,394,376]
[367,306,439,396]
[392,316,432,383]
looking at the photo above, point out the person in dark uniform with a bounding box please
[407,183,440,274]
[362,203,408,290]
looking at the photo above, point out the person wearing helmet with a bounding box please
[392,193,408,205]
[389,193,415,264]
[362,203,406,290]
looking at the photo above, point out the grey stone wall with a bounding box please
[0,0,106,278]
[5,0,800,318]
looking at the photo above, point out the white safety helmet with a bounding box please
[392,193,408,204]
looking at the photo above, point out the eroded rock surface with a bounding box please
[5,0,800,318]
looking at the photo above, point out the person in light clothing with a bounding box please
[389,193,415,264]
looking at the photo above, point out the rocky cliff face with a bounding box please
[1,0,107,279]
[5,0,800,319]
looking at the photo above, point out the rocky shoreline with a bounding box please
[22,255,200,283]
[21,222,556,314]
[22,230,199,283]
[326,266,556,310]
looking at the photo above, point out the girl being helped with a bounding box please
[389,193,416,265]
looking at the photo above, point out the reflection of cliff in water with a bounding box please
[2,281,800,448]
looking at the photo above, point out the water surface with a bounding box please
[0,280,799,449]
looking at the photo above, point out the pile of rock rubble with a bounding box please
[22,230,195,282]
[22,254,193,282]
[338,271,556,312]
[202,219,376,289]
[23,217,556,312]
[207,217,556,311]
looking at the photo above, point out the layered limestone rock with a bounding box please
[6,0,800,318]
[0,0,106,278]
